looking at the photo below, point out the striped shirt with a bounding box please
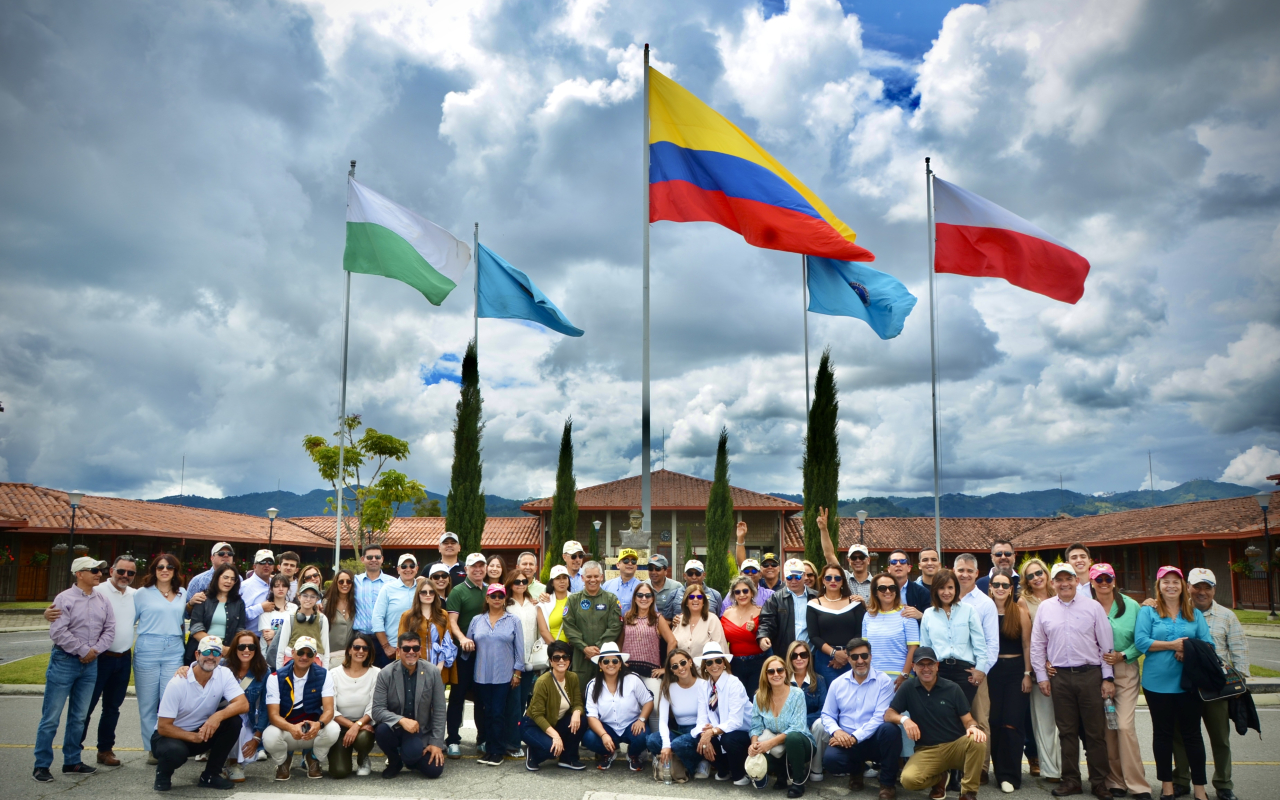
[466,610,525,684]
[1202,601,1249,676]
[862,609,920,676]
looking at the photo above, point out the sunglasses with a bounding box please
[762,562,779,568]
[599,657,622,666]
[514,578,529,585]
[823,574,844,583]
[805,572,816,580]
[733,588,751,596]
[257,560,275,566]
[236,643,257,652]
[337,578,353,586]
[992,550,1014,558]
[705,658,725,666]
[766,667,787,676]
[489,593,507,600]
[648,564,665,571]
[785,574,804,581]
[198,649,222,657]
[350,644,369,652]
[634,593,654,600]
[295,649,316,657]
[114,568,136,577]
[686,594,704,601]
[433,573,450,580]
[400,562,417,569]
[670,660,690,670]
[215,551,235,558]
[550,654,570,662]
[888,558,910,566]
[567,553,585,560]
[742,568,759,575]
[400,645,421,653]
[620,558,637,565]
[790,651,809,660]
[876,585,897,593]
[419,589,435,596]
[155,564,174,571]
[1027,570,1046,580]
[364,554,383,560]
[685,571,703,577]
[848,553,868,560]
[85,567,103,575]
[990,582,1011,589]
[1093,575,1114,584]
[849,652,871,661]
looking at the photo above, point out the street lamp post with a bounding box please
[857,509,868,545]
[66,491,84,555]
[1257,492,1276,621]
[267,507,279,551]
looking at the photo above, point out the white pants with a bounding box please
[1029,684,1061,779]
[811,721,827,774]
[263,722,340,765]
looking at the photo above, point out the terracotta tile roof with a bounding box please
[521,469,803,512]
[0,483,332,548]
[783,515,1049,553]
[287,516,542,550]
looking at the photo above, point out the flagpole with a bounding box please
[335,159,355,572]
[802,254,811,415]
[473,222,480,348]
[925,157,942,558]
[641,43,652,541]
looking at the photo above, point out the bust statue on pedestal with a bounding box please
[619,508,650,550]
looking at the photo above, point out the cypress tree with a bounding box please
[541,418,578,582]
[803,348,840,566]
[446,340,486,555]
[704,428,735,597]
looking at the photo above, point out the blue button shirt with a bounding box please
[353,571,391,632]
[466,610,525,684]
[1135,606,1212,693]
[820,668,896,743]
[373,579,417,647]
[602,576,641,615]
[790,588,810,643]
[134,585,187,638]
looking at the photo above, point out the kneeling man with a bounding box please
[372,632,447,779]
[152,637,248,791]
[820,637,902,798]
[264,636,340,780]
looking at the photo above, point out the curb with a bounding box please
[1242,624,1280,640]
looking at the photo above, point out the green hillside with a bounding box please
[149,488,534,517]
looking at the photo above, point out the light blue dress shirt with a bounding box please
[373,579,417,647]
[466,610,525,684]
[820,668,896,742]
[134,585,187,637]
[602,575,641,615]
[790,588,810,644]
[1135,606,1211,694]
[919,603,987,668]
[353,571,390,632]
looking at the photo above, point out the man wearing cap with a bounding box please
[1171,568,1247,800]
[757,558,818,658]
[186,543,236,613]
[33,557,115,783]
[445,553,489,756]
[264,636,339,780]
[562,541,587,593]
[1030,563,1115,800]
[240,550,279,635]
[817,508,872,602]
[374,554,420,661]
[683,560,723,612]
[821,637,901,798]
[372,631,447,779]
[563,561,623,687]
[886,646,987,800]
[733,520,782,605]
[647,555,683,621]
[428,532,467,587]
[603,548,643,615]
[353,543,392,666]
[151,636,249,791]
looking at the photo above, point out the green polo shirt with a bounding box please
[1105,595,1141,662]
[446,578,485,635]
[890,675,970,748]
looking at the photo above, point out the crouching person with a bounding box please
[371,632,447,779]
[885,647,986,800]
[264,636,340,780]
[152,637,248,791]
[820,638,901,798]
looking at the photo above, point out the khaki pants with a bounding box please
[1173,697,1233,792]
[1029,683,1061,779]
[971,676,991,767]
[1104,660,1150,794]
[901,735,986,795]
[264,721,340,765]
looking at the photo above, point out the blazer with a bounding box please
[189,595,247,640]
[757,587,818,658]
[371,660,447,749]
[900,581,933,616]
[527,670,584,733]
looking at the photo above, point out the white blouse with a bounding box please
[331,665,381,721]
[694,672,751,734]
[508,598,543,664]
[585,672,653,732]
[658,678,706,748]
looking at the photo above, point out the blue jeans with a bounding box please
[81,651,132,751]
[134,634,185,751]
[505,671,537,750]
[814,650,850,685]
[645,723,700,774]
[35,648,98,769]
[476,682,510,759]
[521,714,582,764]
[734,654,767,700]
[583,721,649,758]
[823,721,902,787]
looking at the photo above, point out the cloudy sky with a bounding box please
[2,0,1278,504]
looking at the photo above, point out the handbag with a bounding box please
[1198,665,1247,702]
[527,638,549,671]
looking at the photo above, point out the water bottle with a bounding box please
[662,757,673,785]
[1104,697,1119,730]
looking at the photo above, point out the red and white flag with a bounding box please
[933,177,1090,304]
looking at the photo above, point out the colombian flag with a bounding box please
[648,68,874,262]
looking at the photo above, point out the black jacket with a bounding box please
[1180,637,1226,694]
[189,595,247,641]
[757,586,817,658]
[901,580,933,615]
[1229,691,1261,738]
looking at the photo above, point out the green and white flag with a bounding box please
[343,178,471,306]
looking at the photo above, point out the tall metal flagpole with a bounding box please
[802,255,811,416]
[473,222,480,347]
[925,157,942,558]
[335,160,355,572]
[641,44,653,541]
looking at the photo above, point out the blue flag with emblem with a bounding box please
[806,256,917,340]
[476,243,583,337]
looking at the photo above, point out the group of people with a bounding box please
[33,515,1250,800]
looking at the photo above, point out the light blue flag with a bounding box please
[806,256,917,340]
[476,243,583,337]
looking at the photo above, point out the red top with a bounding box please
[721,613,765,657]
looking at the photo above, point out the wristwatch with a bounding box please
[1102,676,1115,682]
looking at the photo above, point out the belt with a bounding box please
[102,650,131,658]
[1054,664,1100,673]
[940,658,974,668]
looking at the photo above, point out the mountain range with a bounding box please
[148,488,535,518]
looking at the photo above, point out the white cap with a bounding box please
[466,553,487,567]
[1187,567,1216,587]
[195,636,224,655]
[397,553,417,567]
[684,559,705,573]
[783,558,806,576]
[562,540,584,555]
[847,543,870,558]
[549,565,570,580]
[439,531,459,543]
[298,582,322,597]
[70,556,106,573]
[1050,563,1076,580]
[740,559,762,572]
[254,549,275,564]
[292,636,319,655]
[210,542,234,556]
[428,563,450,577]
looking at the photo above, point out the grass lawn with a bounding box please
[1234,609,1280,625]
[0,653,136,686]
[0,601,54,610]
[1252,665,1280,678]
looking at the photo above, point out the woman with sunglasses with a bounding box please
[784,641,830,783]
[670,583,727,658]
[692,641,751,782]
[807,565,865,685]
[985,568,1031,793]
[862,573,919,689]
[428,563,454,600]
[645,648,705,781]
[259,574,297,669]
[328,633,381,778]
[722,575,767,699]
[172,628,269,783]
[1090,564,1150,800]
[1018,557,1059,782]
[188,564,245,661]
[583,642,653,771]
[749,654,816,797]
[468,583,526,765]
[135,553,188,764]
[324,569,357,668]
[918,569,986,704]
[619,581,672,697]
[521,640,586,771]
[504,569,553,758]
[398,578,458,684]
[802,562,820,592]
[537,566,574,643]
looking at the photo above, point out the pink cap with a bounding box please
[1088,563,1115,581]
[486,582,507,596]
[1155,565,1184,580]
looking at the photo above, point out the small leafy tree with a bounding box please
[803,348,841,567]
[542,418,578,582]
[362,469,427,542]
[413,497,442,517]
[446,340,486,555]
[304,414,411,558]
[704,428,734,596]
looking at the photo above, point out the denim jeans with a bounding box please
[505,671,538,750]
[446,653,483,746]
[644,723,700,774]
[80,651,132,751]
[583,721,649,758]
[822,721,903,786]
[521,714,582,764]
[35,648,98,769]
[133,634,184,752]
[476,682,511,759]
[814,650,850,686]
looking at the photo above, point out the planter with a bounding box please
[72,545,89,556]
[51,544,68,555]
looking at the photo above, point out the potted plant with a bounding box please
[72,544,89,556]
[51,543,68,554]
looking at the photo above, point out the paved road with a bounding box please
[1,695,1277,800]
[1247,636,1280,672]
[0,631,55,666]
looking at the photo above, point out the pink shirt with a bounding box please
[1029,592,1114,683]
[50,584,116,658]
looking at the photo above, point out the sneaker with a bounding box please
[154,770,172,792]
[508,747,526,758]
[1002,782,1016,793]
[476,755,499,766]
[598,751,617,770]
[811,771,824,783]
[716,770,733,781]
[525,750,540,772]
[753,778,769,789]
[382,761,403,779]
[629,753,644,772]
[274,755,292,781]
[356,757,371,777]
[305,754,323,779]
[446,743,462,759]
[195,752,208,762]
[225,761,245,783]
[62,763,97,775]
[255,750,268,762]
[33,768,54,783]
[735,776,753,786]
[695,761,712,779]
[558,759,586,770]
[198,772,234,790]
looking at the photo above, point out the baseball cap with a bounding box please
[428,563,450,577]
[847,543,870,558]
[397,553,417,567]
[1049,563,1076,580]
[1187,567,1216,587]
[760,553,779,565]
[549,565,570,580]
[741,559,762,572]
[1088,563,1115,581]
[439,531,459,544]
[210,542,235,556]
[292,636,318,655]
[70,556,106,573]
[465,553,487,567]
[618,548,640,561]
[648,554,669,569]
[254,549,275,564]
[486,583,507,596]
[1156,565,1184,581]
[562,540,585,555]
[783,558,806,577]
[196,637,224,656]
[298,582,322,597]
[913,646,938,664]
[684,559,705,573]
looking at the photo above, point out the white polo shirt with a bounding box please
[94,580,137,654]
[157,665,244,732]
